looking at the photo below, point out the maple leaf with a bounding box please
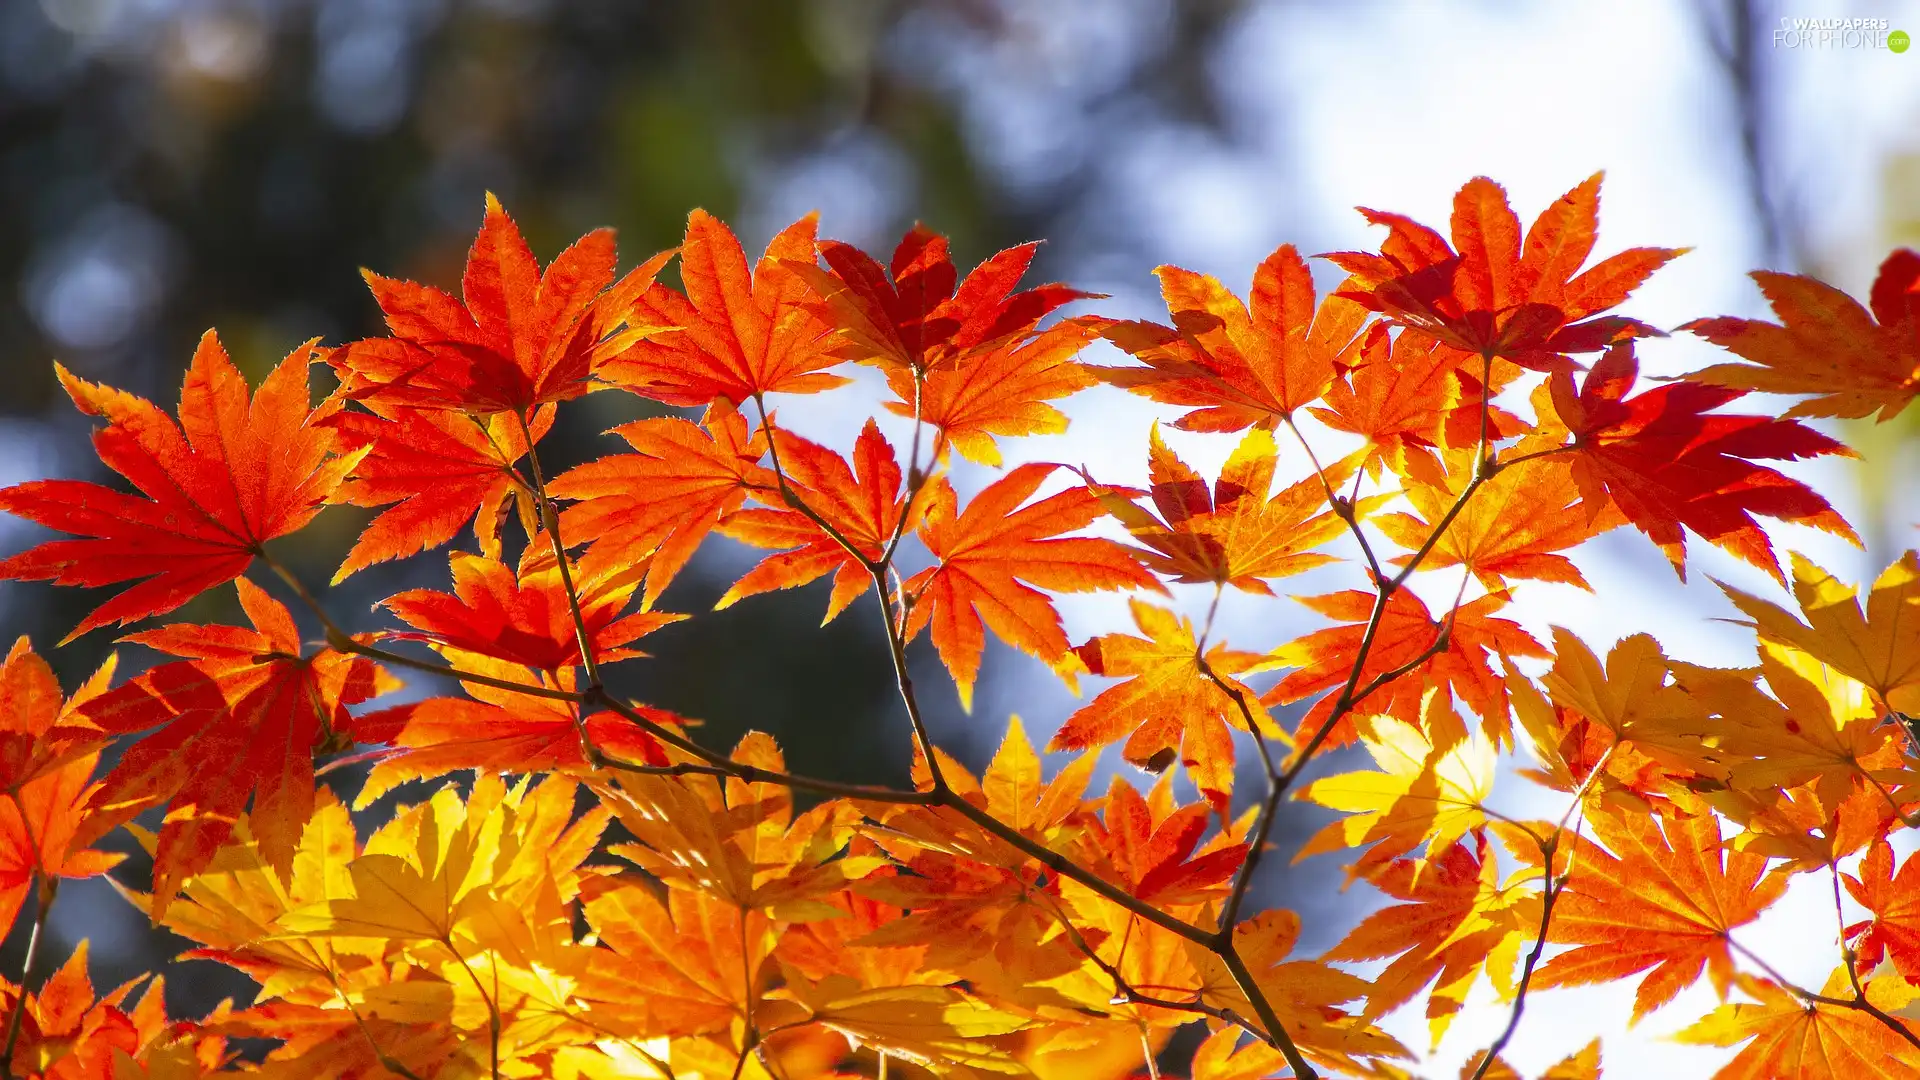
[855,721,1093,980]
[1186,907,1410,1071]
[1324,173,1682,369]
[1072,773,1247,909]
[1528,627,1729,785]
[1048,598,1276,812]
[1665,642,1906,813]
[118,787,367,1006]
[1322,836,1536,1049]
[320,403,552,583]
[765,971,1030,1076]
[0,941,175,1079]
[599,733,879,917]
[75,578,393,909]
[330,194,674,415]
[0,639,123,935]
[377,548,681,672]
[1682,247,1920,421]
[549,398,775,608]
[1309,328,1461,480]
[353,663,677,807]
[1717,551,1920,716]
[600,209,846,405]
[886,319,1100,467]
[0,333,358,642]
[1088,425,1357,596]
[1674,971,1920,1079]
[716,419,912,622]
[1294,711,1495,876]
[1844,839,1920,980]
[799,223,1092,374]
[1186,1027,1293,1080]
[901,463,1162,709]
[1524,798,1787,1020]
[1264,589,1545,749]
[576,878,774,1039]
[1541,341,1857,584]
[282,773,602,943]
[1089,243,1371,431]
[1375,448,1621,591]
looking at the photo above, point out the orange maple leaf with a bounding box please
[1048,598,1276,812]
[1544,341,1858,584]
[0,639,123,934]
[1674,972,1920,1079]
[75,578,393,908]
[902,463,1162,709]
[0,941,179,1078]
[1264,589,1545,749]
[716,419,913,622]
[1309,328,1460,480]
[320,403,551,583]
[1088,425,1355,596]
[0,333,357,642]
[1322,836,1535,1047]
[1683,247,1920,421]
[601,209,845,405]
[549,399,775,608]
[1375,448,1621,591]
[330,194,673,415]
[1089,243,1371,431]
[1324,173,1681,369]
[887,319,1100,467]
[353,670,675,806]
[1525,799,1787,1020]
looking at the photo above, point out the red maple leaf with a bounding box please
[74,579,393,908]
[549,399,776,608]
[0,332,357,642]
[321,403,553,583]
[717,419,915,622]
[377,548,682,672]
[329,194,674,415]
[1546,342,1857,583]
[802,224,1092,374]
[1324,173,1682,370]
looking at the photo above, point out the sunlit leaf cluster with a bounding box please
[1,176,1918,1078]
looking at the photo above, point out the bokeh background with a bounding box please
[1,0,1918,1074]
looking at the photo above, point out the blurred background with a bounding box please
[1,0,1917,1074]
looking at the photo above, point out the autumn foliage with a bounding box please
[1,176,1919,1079]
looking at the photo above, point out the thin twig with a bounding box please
[513,410,604,692]
[1218,350,1509,934]
[1728,935,1920,1050]
[1467,744,1617,1079]
[0,876,56,1080]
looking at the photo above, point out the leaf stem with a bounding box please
[513,410,604,693]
